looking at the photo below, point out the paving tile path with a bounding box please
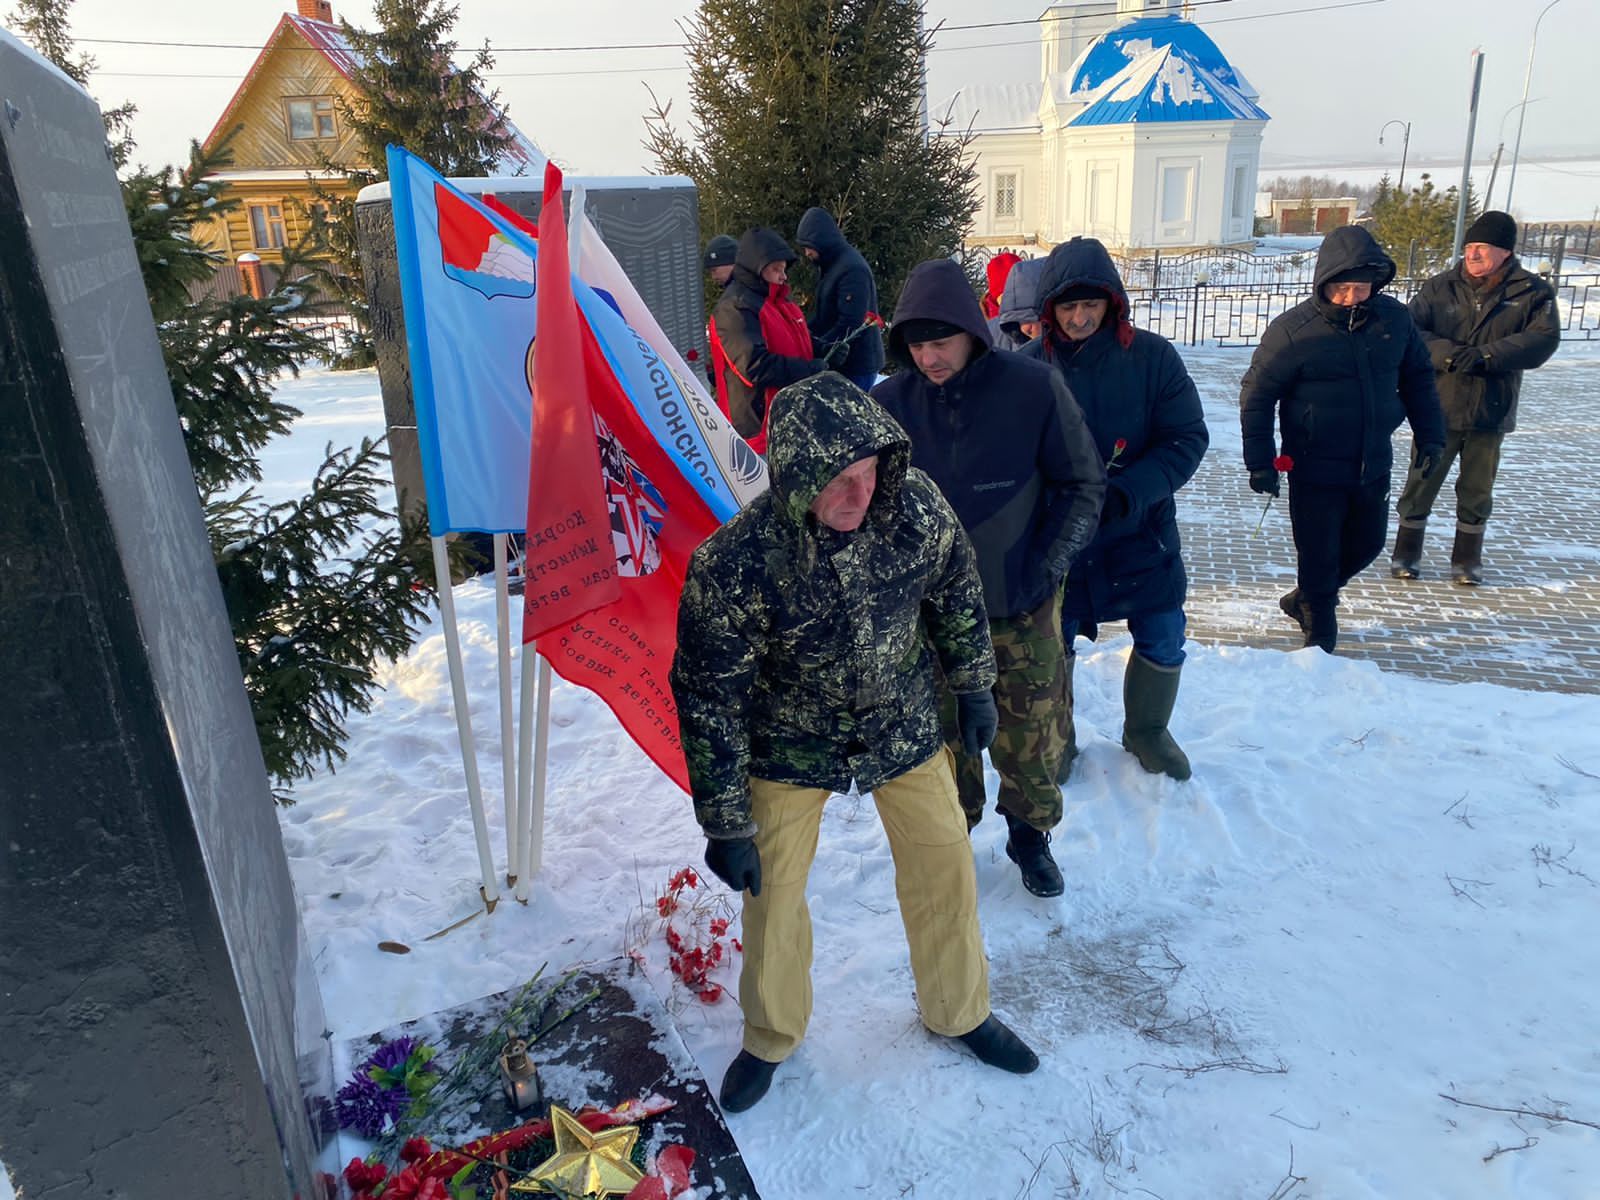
[1165,346,1600,694]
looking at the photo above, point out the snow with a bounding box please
[268,366,1600,1197]
[1257,159,1600,226]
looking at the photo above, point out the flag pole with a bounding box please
[515,180,589,904]
[430,535,499,909]
[493,532,519,885]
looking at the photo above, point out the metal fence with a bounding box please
[1125,272,1600,348]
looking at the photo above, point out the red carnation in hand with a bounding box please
[1273,453,1294,472]
[1108,437,1128,469]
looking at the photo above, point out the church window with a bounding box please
[994,172,1018,219]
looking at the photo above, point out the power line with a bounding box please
[82,0,1390,77]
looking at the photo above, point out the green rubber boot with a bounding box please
[1120,653,1191,782]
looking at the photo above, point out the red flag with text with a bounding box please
[521,161,721,792]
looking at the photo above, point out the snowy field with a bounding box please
[261,364,1600,1199]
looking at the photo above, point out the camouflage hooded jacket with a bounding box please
[669,372,998,839]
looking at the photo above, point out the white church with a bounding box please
[938,0,1270,252]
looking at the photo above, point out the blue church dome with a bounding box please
[1068,13,1255,98]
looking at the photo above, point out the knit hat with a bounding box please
[894,317,966,345]
[703,234,738,270]
[1463,210,1517,252]
[1051,282,1112,304]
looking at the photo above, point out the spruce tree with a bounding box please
[644,0,979,308]
[302,0,520,366]
[1369,172,1477,278]
[126,139,434,797]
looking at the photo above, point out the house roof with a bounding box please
[933,82,1044,134]
[202,14,544,176]
[1067,13,1258,100]
[1069,43,1269,126]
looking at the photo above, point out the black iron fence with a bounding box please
[1125,272,1600,348]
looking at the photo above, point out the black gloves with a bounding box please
[704,836,762,896]
[1099,483,1131,526]
[822,338,850,369]
[1448,347,1487,376]
[956,690,999,755]
[1413,442,1444,480]
[1248,468,1280,498]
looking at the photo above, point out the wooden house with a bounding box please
[196,0,542,289]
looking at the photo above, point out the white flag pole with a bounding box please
[515,181,589,903]
[430,534,499,909]
[493,533,519,885]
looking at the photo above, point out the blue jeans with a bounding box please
[847,371,879,393]
[1062,608,1187,668]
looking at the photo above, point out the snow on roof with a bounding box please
[1069,43,1269,127]
[1067,13,1258,101]
[931,82,1044,134]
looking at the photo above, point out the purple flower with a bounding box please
[336,1072,407,1139]
[366,1036,419,1079]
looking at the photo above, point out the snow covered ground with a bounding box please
[263,364,1600,1198]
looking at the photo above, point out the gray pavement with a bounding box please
[1171,347,1600,694]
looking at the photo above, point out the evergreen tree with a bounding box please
[1368,172,1477,278]
[7,0,135,165]
[302,0,520,366]
[644,0,979,308]
[126,138,434,797]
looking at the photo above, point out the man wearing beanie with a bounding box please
[1390,210,1560,584]
[1023,237,1209,784]
[703,234,738,289]
[1240,225,1445,653]
[872,258,1105,898]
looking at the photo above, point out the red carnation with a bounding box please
[1273,454,1294,472]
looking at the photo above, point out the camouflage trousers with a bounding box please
[939,589,1070,831]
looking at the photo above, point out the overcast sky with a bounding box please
[53,0,1600,182]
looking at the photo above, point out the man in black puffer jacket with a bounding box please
[1024,237,1209,783]
[795,207,884,390]
[873,258,1105,898]
[1390,211,1560,585]
[1240,225,1445,653]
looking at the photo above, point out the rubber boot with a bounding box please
[1054,653,1078,786]
[955,1015,1039,1074]
[1451,521,1484,586]
[1304,602,1338,654]
[1003,812,1064,898]
[1120,654,1191,781]
[719,1050,779,1113]
[1277,587,1310,634]
[1390,518,1426,579]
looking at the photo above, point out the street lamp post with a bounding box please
[1379,119,1411,193]
[1506,0,1565,211]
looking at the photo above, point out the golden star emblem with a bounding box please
[511,1105,645,1196]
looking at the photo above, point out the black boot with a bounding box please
[1054,653,1078,786]
[1390,518,1426,579]
[1004,813,1064,897]
[1277,587,1310,634]
[955,1014,1039,1074]
[1121,654,1191,781]
[1304,602,1337,654]
[1451,521,1484,585]
[719,1050,779,1113]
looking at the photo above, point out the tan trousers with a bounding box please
[738,749,990,1063]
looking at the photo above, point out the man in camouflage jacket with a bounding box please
[670,371,1039,1113]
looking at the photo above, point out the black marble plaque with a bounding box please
[0,34,328,1198]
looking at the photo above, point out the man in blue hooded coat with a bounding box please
[872,258,1105,898]
[1024,237,1209,782]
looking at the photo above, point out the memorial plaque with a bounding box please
[0,33,328,1197]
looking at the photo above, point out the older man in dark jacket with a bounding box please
[872,259,1105,898]
[794,207,885,391]
[1390,211,1561,584]
[1025,237,1209,783]
[671,372,1038,1113]
[1240,225,1445,653]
